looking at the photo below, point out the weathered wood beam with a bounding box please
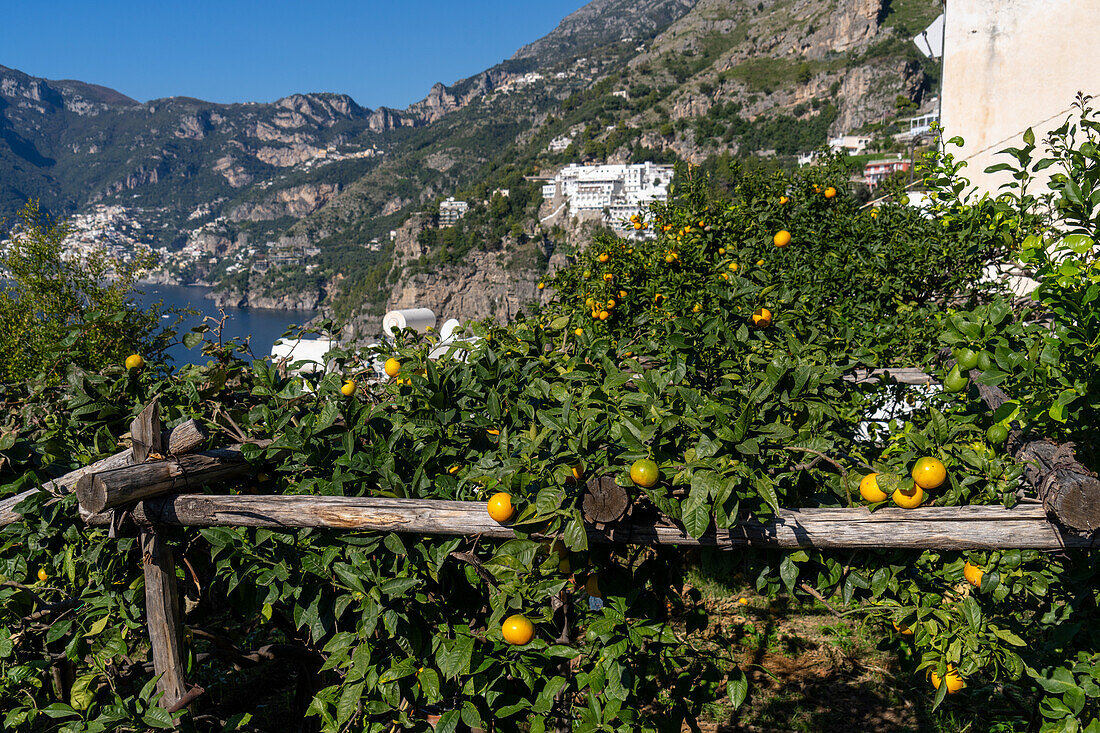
[75,446,252,515]
[0,419,207,527]
[141,527,187,712]
[84,495,1097,550]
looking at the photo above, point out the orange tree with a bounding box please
[1,110,1098,732]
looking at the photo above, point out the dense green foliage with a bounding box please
[6,100,1100,733]
[0,202,167,383]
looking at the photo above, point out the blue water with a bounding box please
[135,284,319,367]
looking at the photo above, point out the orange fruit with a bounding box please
[871,209,879,219]
[693,304,702,313]
[37,568,47,582]
[618,290,627,299]
[125,354,144,370]
[930,665,965,693]
[341,380,357,396]
[892,483,924,509]
[384,358,401,377]
[912,457,946,489]
[630,458,660,488]
[824,186,837,199]
[859,473,888,503]
[603,273,614,282]
[773,230,791,248]
[501,614,534,645]
[654,294,665,304]
[599,253,609,263]
[963,562,984,588]
[574,328,584,336]
[665,254,675,263]
[892,621,914,636]
[606,299,616,308]
[756,259,765,266]
[486,492,514,523]
[538,282,546,290]
[751,308,772,328]
[598,311,610,321]
[779,195,789,204]
[585,574,602,598]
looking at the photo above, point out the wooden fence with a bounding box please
[2,363,1099,715]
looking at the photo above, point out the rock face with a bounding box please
[229,183,341,222]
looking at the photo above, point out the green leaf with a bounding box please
[779,555,799,593]
[682,472,716,538]
[727,669,748,709]
[182,330,203,349]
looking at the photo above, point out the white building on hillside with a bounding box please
[438,197,469,226]
[829,135,872,154]
[543,162,673,211]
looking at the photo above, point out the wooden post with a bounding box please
[141,527,187,712]
[131,400,163,463]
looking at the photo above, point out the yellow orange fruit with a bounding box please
[728,262,738,272]
[341,380,357,396]
[599,253,609,262]
[125,354,144,370]
[963,562,984,588]
[384,358,401,377]
[37,568,47,582]
[892,621,914,636]
[893,483,924,509]
[751,308,773,328]
[859,473,888,503]
[598,311,610,321]
[501,614,534,645]
[779,195,789,204]
[574,328,584,336]
[773,230,791,248]
[486,492,514,523]
[824,186,837,199]
[930,665,965,693]
[912,457,947,489]
[538,282,546,290]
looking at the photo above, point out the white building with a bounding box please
[829,135,873,154]
[438,197,469,226]
[541,162,674,238]
[547,135,574,153]
[940,0,1100,194]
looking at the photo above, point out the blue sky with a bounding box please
[0,1,586,108]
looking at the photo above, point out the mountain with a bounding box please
[0,0,941,331]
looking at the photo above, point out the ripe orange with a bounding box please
[341,380,357,396]
[125,354,144,370]
[574,328,584,336]
[37,568,47,582]
[606,299,616,308]
[824,186,837,199]
[773,230,791,248]
[618,290,627,299]
[693,304,702,313]
[630,458,660,488]
[963,562,984,588]
[486,492,514,523]
[930,665,965,693]
[721,273,730,281]
[893,483,924,509]
[599,253,609,263]
[728,262,739,272]
[384,358,401,377]
[538,282,546,290]
[665,254,675,263]
[859,473,888,503]
[870,209,879,219]
[501,614,534,645]
[912,457,947,489]
[603,273,614,282]
[633,221,643,230]
[779,195,789,205]
[570,465,584,483]
[654,293,665,304]
[718,247,726,255]
[585,574,602,598]
[598,310,610,321]
[892,621,914,636]
[751,308,773,328]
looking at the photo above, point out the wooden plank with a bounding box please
[84,495,1099,550]
[141,527,187,711]
[75,446,252,515]
[846,368,936,385]
[131,400,163,463]
[0,420,206,527]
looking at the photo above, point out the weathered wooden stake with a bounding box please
[141,527,187,712]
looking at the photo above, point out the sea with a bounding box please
[134,284,319,367]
